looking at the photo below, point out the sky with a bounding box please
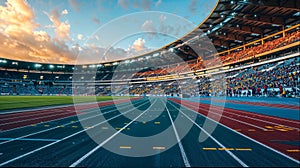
[0,0,217,64]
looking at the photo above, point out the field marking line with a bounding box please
[69,99,157,167]
[165,101,191,167]
[168,101,248,167]
[0,99,150,167]
[170,100,300,164]
[0,99,145,145]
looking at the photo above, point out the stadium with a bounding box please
[0,0,299,167]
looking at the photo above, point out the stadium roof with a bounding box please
[174,0,300,53]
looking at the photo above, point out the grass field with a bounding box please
[0,96,129,111]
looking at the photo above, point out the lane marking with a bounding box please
[170,100,300,164]
[168,101,248,167]
[218,148,234,151]
[0,99,145,146]
[236,148,252,151]
[248,129,255,132]
[72,126,78,128]
[263,129,274,132]
[184,101,299,131]
[0,138,59,142]
[154,122,160,124]
[115,127,125,130]
[287,150,300,153]
[165,103,191,167]
[0,99,149,167]
[203,148,217,151]
[153,146,165,150]
[69,99,155,167]
[120,146,131,149]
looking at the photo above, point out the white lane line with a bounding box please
[171,100,300,164]
[183,102,267,131]
[0,99,144,145]
[0,99,138,126]
[0,100,149,167]
[193,98,299,124]
[0,99,122,122]
[0,98,133,115]
[0,111,77,126]
[165,103,191,167]
[69,99,157,167]
[168,101,248,167]
[0,98,143,135]
[0,138,59,142]
[194,102,299,130]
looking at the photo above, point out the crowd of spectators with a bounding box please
[126,57,300,98]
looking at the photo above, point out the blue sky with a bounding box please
[0,0,217,64]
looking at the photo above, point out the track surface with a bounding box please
[0,97,299,167]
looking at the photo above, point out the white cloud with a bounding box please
[46,9,71,40]
[141,20,156,32]
[77,34,83,40]
[131,38,146,51]
[61,9,68,15]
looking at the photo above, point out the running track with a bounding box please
[0,97,299,167]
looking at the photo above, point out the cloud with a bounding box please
[0,0,35,35]
[141,20,156,32]
[138,0,152,10]
[131,38,146,51]
[46,9,71,40]
[92,17,101,25]
[155,0,162,7]
[61,9,68,15]
[118,0,152,11]
[77,34,83,40]
[69,0,80,12]
[189,0,197,14]
[118,0,129,10]
[0,0,77,64]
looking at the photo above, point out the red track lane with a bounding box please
[170,98,300,161]
[0,98,139,123]
[0,98,139,131]
[198,98,299,110]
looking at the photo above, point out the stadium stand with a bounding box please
[0,1,299,98]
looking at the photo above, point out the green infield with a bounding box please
[0,96,129,111]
